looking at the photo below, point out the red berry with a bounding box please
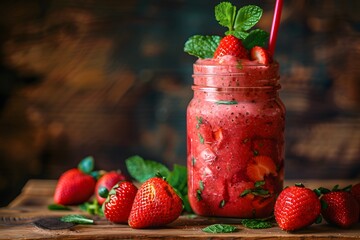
[103,181,138,223]
[350,183,360,221]
[246,156,277,182]
[213,35,248,59]
[128,177,183,229]
[95,171,127,205]
[54,168,96,205]
[274,185,321,231]
[250,46,271,64]
[321,191,359,228]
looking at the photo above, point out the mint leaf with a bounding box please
[234,5,263,32]
[215,2,236,30]
[215,100,238,105]
[241,219,273,229]
[168,164,187,194]
[60,215,94,224]
[48,204,71,211]
[78,156,94,174]
[125,155,170,183]
[202,224,237,233]
[243,29,269,50]
[184,35,221,59]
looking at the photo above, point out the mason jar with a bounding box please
[187,58,285,218]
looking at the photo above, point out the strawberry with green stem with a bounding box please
[184,2,270,61]
[54,156,96,205]
[317,185,359,228]
[95,170,127,205]
[128,176,183,229]
[274,184,321,231]
[103,181,138,224]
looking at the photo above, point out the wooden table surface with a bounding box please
[0,179,359,239]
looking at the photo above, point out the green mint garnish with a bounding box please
[196,116,203,129]
[199,180,204,191]
[202,224,237,233]
[254,181,265,188]
[198,133,204,144]
[215,100,238,105]
[192,156,196,166]
[48,204,71,211]
[196,189,202,201]
[184,35,221,59]
[241,219,273,229]
[60,215,94,224]
[243,29,269,50]
[184,2,269,59]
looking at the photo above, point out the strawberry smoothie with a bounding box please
[187,56,285,218]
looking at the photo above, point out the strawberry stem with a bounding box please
[98,187,109,198]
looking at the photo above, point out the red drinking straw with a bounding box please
[268,0,283,57]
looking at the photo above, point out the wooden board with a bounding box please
[0,179,359,239]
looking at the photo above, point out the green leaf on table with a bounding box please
[125,155,170,183]
[241,218,273,229]
[184,35,221,59]
[48,204,71,211]
[78,156,94,174]
[202,224,237,233]
[60,215,94,224]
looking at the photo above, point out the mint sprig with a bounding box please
[184,2,269,59]
[184,35,221,59]
[241,218,273,229]
[202,224,237,233]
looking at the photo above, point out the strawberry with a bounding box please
[321,190,359,228]
[95,171,127,205]
[350,183,360,221]
[54,168,96,205]
[128,177,183,229]
[250,46,271,64]
[246,155,277,182]
[213,35,248,59]
[103,181,138,224]
[274,185,321,231]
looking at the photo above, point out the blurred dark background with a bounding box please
[0,0,359,207]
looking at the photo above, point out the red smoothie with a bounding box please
[187,56,285,218]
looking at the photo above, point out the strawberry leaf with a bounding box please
[78,156,94,174]
[234,5,263,32]
[202,224,237,233]
[243,29,269,50]
[184,35,221,59]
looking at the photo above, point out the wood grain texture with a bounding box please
[0,179,359,239]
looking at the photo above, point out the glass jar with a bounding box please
[186,59,285,218]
